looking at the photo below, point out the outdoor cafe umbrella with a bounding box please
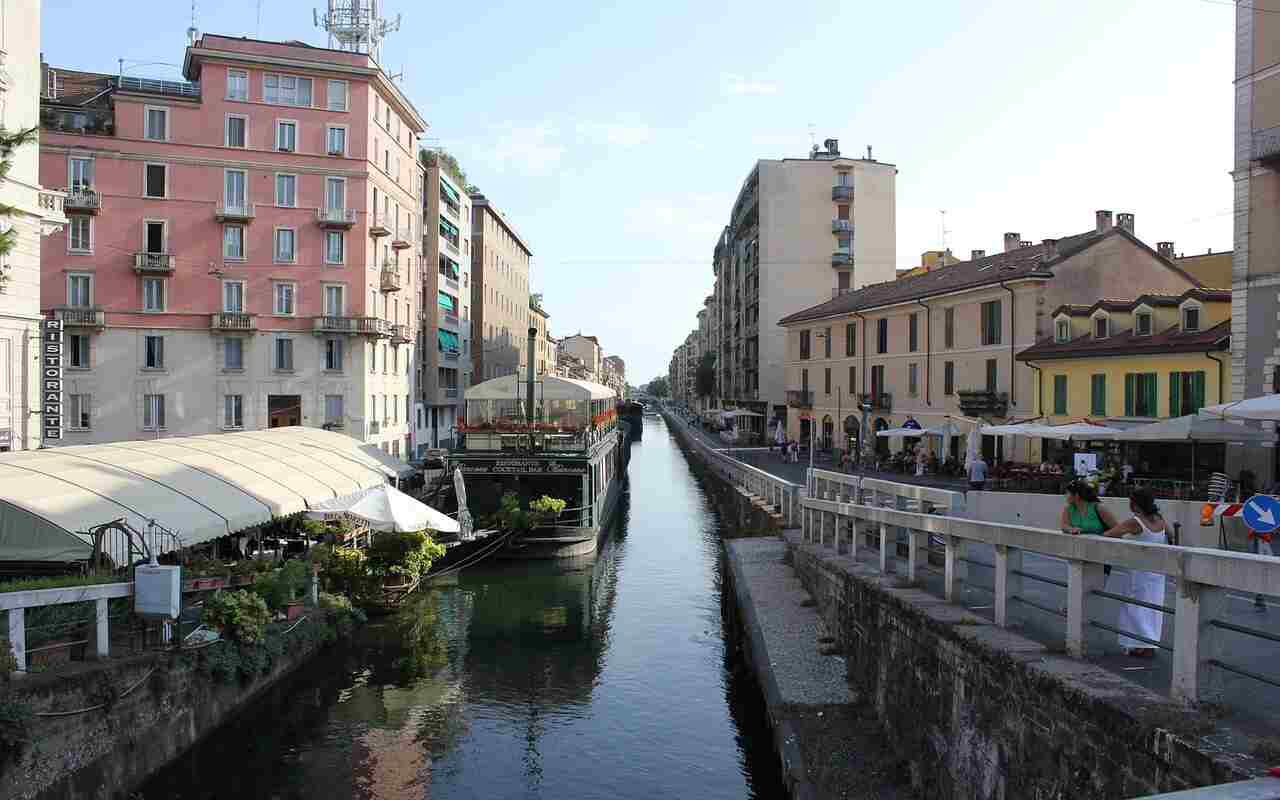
[309,484,459,534]
[1200,394,1280,421]
[1034,422,1126,441]
[453,468,474,542]
[1104,414,1276,489]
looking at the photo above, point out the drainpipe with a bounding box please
[915,299,931,406]
[1024,360,1043,418]
[999,281,1016,408]
[1206,348,1226,406]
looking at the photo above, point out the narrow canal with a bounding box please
[140,415,786,799]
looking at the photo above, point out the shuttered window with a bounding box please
[1169,371,1207,416]
[1124,373,1158,417]
[1053,375,1068,415]
[1090,374,1107,416]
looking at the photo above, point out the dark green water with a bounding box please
[139,417,785,799]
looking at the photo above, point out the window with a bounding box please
[985,359,998,392]
[980,301,1002,346]
[943,361,955,395]
[68,333,89,368]
[144,335,164,369]
[144,163,167,198]
[944,307,955,349]
[143,278,165,311]
[908,313,919,352]
[274,338,294,371]
[325,395,344,426]
[68,216,90,252]
[800,367,809,393]
[1055,319,1070,343]
[273,282,296,315]
[1182,305,1201,332]
[264,73,312,107]
[1091,374,1107,416]
[223,395,244,429]
[226,69,248,101]
[1169,370,1207,416]
[68,274,91,307]
[908,363,918,397]
[326,125,346,156]
[845,322,856,356]
[876,318,888,354]
[837,171,849,186]
[69,157,93,190]
[144,106,168,141]
[1053,375,1068,415]
[224,337,243,370]
[1125,372,1159,417]
[1093,315,1109,339]
[276,120,298,154]
[799,330,810,360]
[1135,311,1152,336]
[849,365,856,394]
[68,394,91,430]
[223,280,244,312]
[324,285,344,316]
[326,79,348,111]
[325,231,344,264]
[224,169,246,209]
[275,174,296,207]
[225,115,246,148]
[325,338,344,371]
[143,394,166,430]
[224,225,245,260]
[823,327,832,358]
[274,228,296,263]
[325,177,345,210]
[144,220,165,254]
[824,367,832,394]
[870,364,885,397]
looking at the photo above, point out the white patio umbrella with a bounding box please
[309,484,459,533]
[1115,414,1275,443]
[965,424,982,470]
[1035,422,1126,441]
[453,468,474,542]
[1200,394,1280,421]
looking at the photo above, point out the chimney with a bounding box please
[1095,210,1113,234]
[1116,212,1135,234]
[1042,238,1059,261]
[1157,241,1175,260]
[526,327,538,427]
[1003,232,1021,253]
[971,249,986,261]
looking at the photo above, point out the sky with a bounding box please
[42,0,1237,385]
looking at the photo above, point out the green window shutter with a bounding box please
[1124,373,1135,416]
[1053,375,1067,415]
[1145,373,1158,418]
[1191,371,1206,412]
[1169,371,1181,418]
[1091,375,1106,416]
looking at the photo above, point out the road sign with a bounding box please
[1241,494,1280,534]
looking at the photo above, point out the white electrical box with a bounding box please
[134,564,182,618]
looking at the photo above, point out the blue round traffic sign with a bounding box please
[1241,494,1280,534]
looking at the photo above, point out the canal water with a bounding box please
[140,416,786,799]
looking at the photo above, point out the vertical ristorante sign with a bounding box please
[42,319,63,441]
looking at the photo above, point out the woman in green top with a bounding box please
[1060,481,1118,536]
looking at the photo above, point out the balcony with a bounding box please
[216,203,256,223]
[1254,125,1280,169]
[831,251,853,267]
[442,348,460,362]
[63,188,100,215]
[831,219,852,234]
[210,312,256,332]
[133,252,175,274]
[442,236,459,256]
[442,387,460,401]
[786,389,814,409]
[380,267,402,292]
[391,231,412,250]
[957,389,1009,418]
[369,212,391,236]
[391,323,411,344]
[316,207,356,229]
[441,311,460,329]
[53,306,105,329]
[857,392,892,412]
[831,184,854,202]
[38,190,67,230]
[312,316,391,337]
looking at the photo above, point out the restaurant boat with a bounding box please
[449,329,628,559]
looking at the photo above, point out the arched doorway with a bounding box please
[821,415,834,451]
[844,416,860,460]
[873,418,889,456]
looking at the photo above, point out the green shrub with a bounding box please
[366,531,445,582]
[529,495,566,516]
[203,590,271,644]
[253,559,311,611]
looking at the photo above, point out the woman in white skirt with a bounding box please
[1102,488,1168,658]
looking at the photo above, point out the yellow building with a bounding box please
[1016,288,1231,425]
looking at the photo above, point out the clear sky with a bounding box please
[42,0,1236,385]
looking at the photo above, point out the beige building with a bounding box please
[560,334,601,383]
[714,138,896,433]
[778,211,1200,462]
[602,354,626,398]
[470,192,531,381]
[1232,0,1280,479]
[529,294,552,375]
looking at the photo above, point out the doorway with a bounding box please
[268,395,301,428]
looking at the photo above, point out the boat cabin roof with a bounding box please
[466,374,617,403]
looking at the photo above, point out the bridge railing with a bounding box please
[798,489,1280,706]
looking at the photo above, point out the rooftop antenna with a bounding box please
[256,0,262,38]
[186,0,199,46]
[939,210,950,252]
[314,0,401,65]
[808,122,816,151]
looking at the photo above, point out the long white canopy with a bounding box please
[1104,414,1275,443]
[876,426,925,437]
[465,373,616,402]
[308,484,459,533]
[0,427,404,562]
[1200,394,1280,422]
[1033,422,1127,441]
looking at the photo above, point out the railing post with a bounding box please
[95,597,110,659]
[8,608,24,673]
[944,535,966,602]
[1171,581,1227,705]
[878,522,890,573]
[993,544,1022,628]
[906,529,927,583]
[1065,558,1105,658]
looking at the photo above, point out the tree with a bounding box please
[418,148,467,188]
[695,352,716,400]
[0,128,37,266]
[647,377,670,398]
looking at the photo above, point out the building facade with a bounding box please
[560,334,601,383]
[714,138,897,427]
[529,295,552,375]
[1232,0,1280,479]
[778,211,1200,462]
[40,34,424,456]
[470,192,531,382]
[416,152,470,452]
[602,354,625,398]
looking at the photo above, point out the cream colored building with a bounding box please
[529,294,552,375]
[714,138,896,432]
[470,192,531,381]
[560,334,601,383]
[778,211,1200,462]
[1,0,65,451]
[602,354,625,398]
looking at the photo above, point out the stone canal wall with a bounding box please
[0,614,336,800]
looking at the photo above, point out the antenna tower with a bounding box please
[314,0,400,64]
[939,210,950,251]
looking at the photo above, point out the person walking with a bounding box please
[1100,489,1169,657]
[966,454,988,490]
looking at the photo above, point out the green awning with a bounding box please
[437,291,457,312]
[439,255,459,280]
[439,180,461,205]
[439,217,459,239]
[437,329,459,351]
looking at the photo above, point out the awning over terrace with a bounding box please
[0,427,408,562]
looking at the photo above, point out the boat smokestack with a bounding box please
[526,326,538,427]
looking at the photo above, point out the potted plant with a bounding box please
[529,495,567,528]
[203,590,271,644]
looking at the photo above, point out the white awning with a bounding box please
[1103,415,1275,443]
[1033,422,1127,441]
[465,373,616,402]
[1200,394,1280,422]
[876,427,925,437]
[308,484,459,533]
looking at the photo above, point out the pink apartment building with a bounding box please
[40,34,425,457]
